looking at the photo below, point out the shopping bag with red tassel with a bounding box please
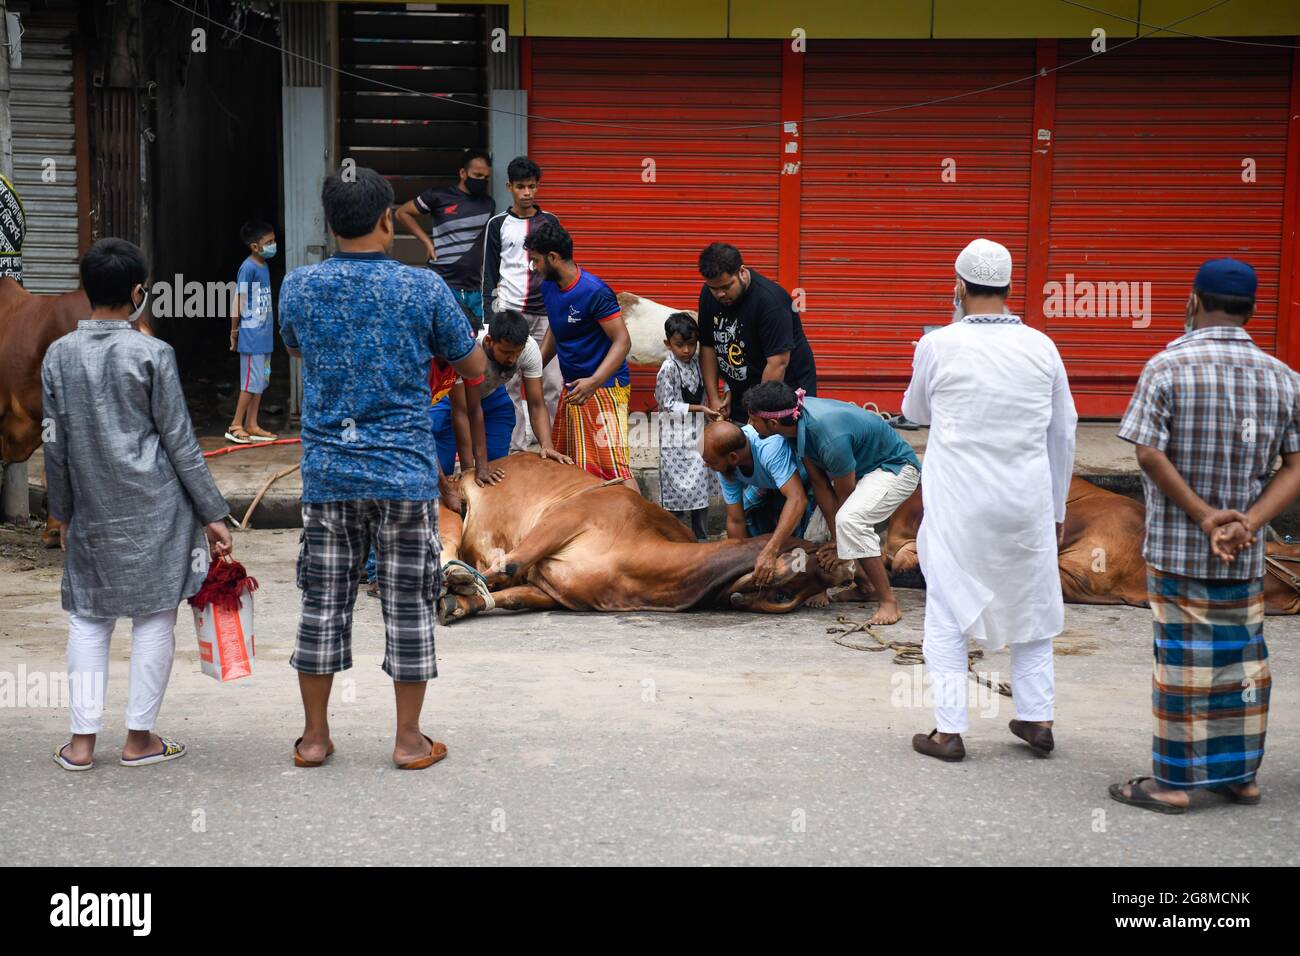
[188,555,258,682]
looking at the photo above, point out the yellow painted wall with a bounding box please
[729,0,932,39]
[1143,0,1300,37]
[521,0,729,37]
[933,0,1139,39]
[325,1,1300,39]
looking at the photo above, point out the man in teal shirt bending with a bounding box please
[746,383,920,625]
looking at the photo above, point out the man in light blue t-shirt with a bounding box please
[226,220,277,444]
[701,420,810,587]
[746,382,921,624]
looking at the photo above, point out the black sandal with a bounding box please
[1108,776,1188,814]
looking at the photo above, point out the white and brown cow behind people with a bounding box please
[618,292,696,366]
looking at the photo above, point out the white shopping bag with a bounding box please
[192,593,255,682]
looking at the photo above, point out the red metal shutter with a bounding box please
[1048,39,1294,417]
[800,40,1038,411]
[527,39,783,410]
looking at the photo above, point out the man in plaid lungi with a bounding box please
[526,220,638,488]
[1111,257,1300,813]
[280,167,489,770]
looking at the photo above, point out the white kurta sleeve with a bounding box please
[901,336,934,425]
[1046,350,1078,523]
[655,362,689,415]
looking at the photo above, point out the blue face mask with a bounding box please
[261,242,277,259]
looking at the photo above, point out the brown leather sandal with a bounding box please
[293,737,335,768]
[395,734,447,770]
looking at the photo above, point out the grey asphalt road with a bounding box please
[2,527,1298,866]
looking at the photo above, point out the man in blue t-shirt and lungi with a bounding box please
[526,220,636,488]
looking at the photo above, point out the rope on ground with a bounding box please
[203,437,301,458]
[238,463,301,530]
[827,615,1013,698]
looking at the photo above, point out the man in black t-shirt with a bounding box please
[395,148,496,330]
[696,242,817,424]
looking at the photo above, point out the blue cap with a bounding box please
[1194,257,1257,298]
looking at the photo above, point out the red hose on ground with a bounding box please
[203,438,301,458]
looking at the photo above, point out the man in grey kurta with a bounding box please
[42,238,231,771]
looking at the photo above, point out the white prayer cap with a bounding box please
[955,238,1012,287]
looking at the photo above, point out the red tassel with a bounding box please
[188,557,259,611]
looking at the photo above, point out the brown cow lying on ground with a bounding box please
[884,476,1300,615]
[436,454,852,622]
[439,463,1300,620]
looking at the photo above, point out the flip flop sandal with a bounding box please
[444,559,494,599]
[439,560,496,625]
[1209,784,1262,806]
[396,734,447,770]
[248,431,278,442]
[1108,776,1188,814]
[223,429,252,445]
[120,735,187,768]
[293,737,335,768]
[52,743,93,772]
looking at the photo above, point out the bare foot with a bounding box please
[121,731,166,761]
[1117,778,1190,809]
[805,590,831,608]
[868,598,902,626]
[1227,780,1261,800]
[295,731,333,764]
[393,728,435,766]
[60,736,95,765]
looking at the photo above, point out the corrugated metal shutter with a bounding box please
[528,39,783,409]
[338,2,487,265]
[800,40,1037,409]
[1047,39,1293,417]
[9,0,79,292]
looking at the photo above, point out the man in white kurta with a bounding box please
[901,238,1078,762]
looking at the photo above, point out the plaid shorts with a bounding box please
[291,499,442,682]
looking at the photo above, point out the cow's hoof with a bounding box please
[437,594,465,625]
[729,591,750,608]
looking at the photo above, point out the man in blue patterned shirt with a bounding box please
[279,166,487,771]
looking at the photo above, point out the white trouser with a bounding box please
[921,591,1054,734]
[835,463,920,560]
[66,608,178,735]
[508,311,563,452]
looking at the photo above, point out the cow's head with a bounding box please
[722,541,854,613]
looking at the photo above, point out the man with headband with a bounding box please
[746,383,920,625]
[901,238,1078,763]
